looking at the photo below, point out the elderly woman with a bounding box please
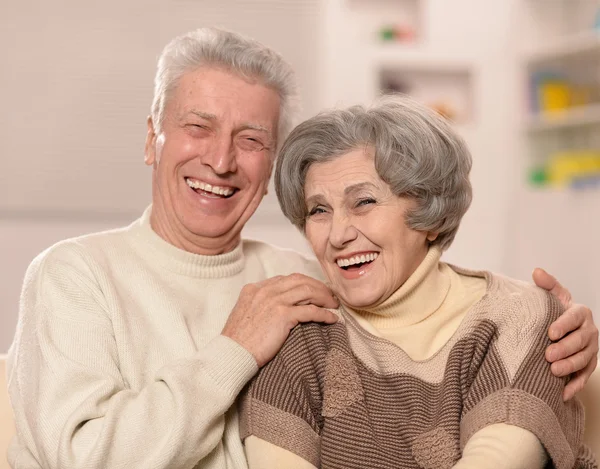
[239,95,596,469]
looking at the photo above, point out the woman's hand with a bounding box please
[532,268,599,401]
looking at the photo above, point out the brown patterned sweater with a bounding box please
[240,269,596,469]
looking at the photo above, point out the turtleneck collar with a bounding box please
[129,206,245,278]
[345,245,450,329]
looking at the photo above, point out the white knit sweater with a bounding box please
[6,207,323,469]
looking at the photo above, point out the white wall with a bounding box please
[2,0,598,352]
[0,0,325,352]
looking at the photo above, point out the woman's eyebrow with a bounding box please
[305,194,326,206]
[344,182,378,196]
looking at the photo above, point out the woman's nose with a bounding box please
[329,215,358,248]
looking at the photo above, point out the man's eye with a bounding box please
[188,124,210,131]
[238,137,265,151]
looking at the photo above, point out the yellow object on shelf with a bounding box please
[540,81,571,113]
[546,151,600,187]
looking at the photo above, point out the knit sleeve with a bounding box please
[7,243,258,469]
[460,285,593,469]
[245,436,319,469]
[240,325,325,468]
[452,423,547,469]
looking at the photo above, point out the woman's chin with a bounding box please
[337,291,385,310]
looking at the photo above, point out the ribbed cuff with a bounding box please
[201,335,259,397]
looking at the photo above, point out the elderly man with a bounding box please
[6,28,598,469]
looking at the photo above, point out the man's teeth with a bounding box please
[186,178,234,196]
[336,253,378,268]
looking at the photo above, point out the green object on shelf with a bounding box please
[380,27,395,41]
[528,167,548,186]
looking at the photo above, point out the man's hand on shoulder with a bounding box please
[221,273,339,367]
[533,268,599,401]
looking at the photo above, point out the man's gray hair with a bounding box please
[275,94,473,250]
[151,27,299,145]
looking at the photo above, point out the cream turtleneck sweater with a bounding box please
[7,207,324,469]
[245,247,548,469]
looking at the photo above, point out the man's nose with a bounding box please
[202,136,237,175]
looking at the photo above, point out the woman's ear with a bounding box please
[426,232,439,242]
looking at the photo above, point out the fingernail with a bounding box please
[547,348,556,361]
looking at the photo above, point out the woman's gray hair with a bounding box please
[275,94,473,251]
[151,27,299,145]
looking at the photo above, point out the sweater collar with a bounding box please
[129,206,245,278]
[345,246,450,328]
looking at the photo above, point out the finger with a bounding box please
[290,305,339,327]
[547,305,587,341]
[264,273,331,295]
[282,282,339,309]
[546,327,589,362]
[532,268,572,308]
[562,355,598,401]
[550,345,595,377]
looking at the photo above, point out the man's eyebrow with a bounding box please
[186,112,271,134]
[239,123,270,134]
[187,111,217,120]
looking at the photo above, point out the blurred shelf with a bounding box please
[371,45,473,72]
[526,103,600,132]
[375,54,474,124]
[523,30,600,66]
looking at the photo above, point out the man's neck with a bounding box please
[149,205,241,256]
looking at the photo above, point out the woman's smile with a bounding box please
[335,251,379,279]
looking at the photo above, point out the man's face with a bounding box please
[145,67,281,254]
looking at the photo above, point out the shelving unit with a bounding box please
[520,0,600,192]
[523,30,600,66]
[526,102,600,132]
[347,0,422,45]
[368,45,475,122]
[371,46,473,72]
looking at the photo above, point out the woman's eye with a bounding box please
[308,207,326,216]
[357,198,376,207]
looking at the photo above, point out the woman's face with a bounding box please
[304,148,434,309]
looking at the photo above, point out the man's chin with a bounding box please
[188,224,240,241]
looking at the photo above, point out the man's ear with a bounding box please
[265,154,276,195]
[144,116,157,166]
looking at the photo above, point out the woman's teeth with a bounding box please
[336,253,378,268]
[186,178,234,197]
